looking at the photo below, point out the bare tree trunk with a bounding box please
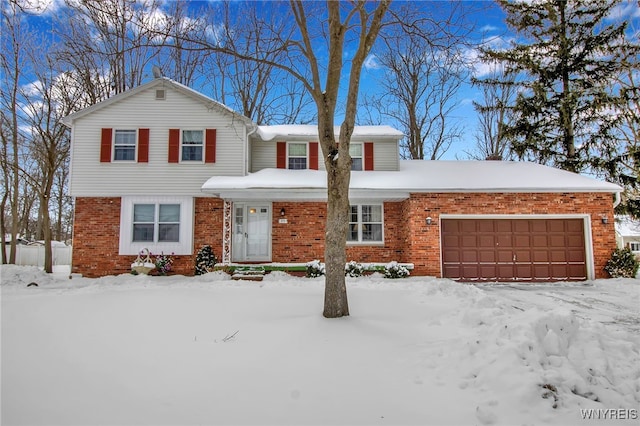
[41,193,53,273]
[2,6,24,263]
[0,188,7,264]
[311,0,388,317]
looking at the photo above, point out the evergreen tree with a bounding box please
[479,0,634,174]
[195,245,217,275]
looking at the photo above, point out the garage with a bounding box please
[441,218,587,282]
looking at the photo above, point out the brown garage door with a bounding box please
[441,218,587,282]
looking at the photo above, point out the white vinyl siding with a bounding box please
[249,138,400,172]
[249,140,276,172]
[370,139,399,171]
[69,84,246,197]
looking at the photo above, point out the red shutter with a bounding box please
[276,141,286,169]
[205,129,216,163]
[100,128,112,163]
[168,129,180,163]
[364,142,374,170]
[138,128,149,163]
[309,142,319,170]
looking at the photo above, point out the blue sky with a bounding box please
[10,0,640,159]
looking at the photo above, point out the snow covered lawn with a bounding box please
[1,265,638,425]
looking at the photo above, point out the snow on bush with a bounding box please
[195,245,217,275]
[605,247,639,278]
[305,259,325,277]
[345,260,364,277]
[384,261,409,278]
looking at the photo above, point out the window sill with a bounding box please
[346,241,385,247]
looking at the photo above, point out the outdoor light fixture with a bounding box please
[601,215,608,224]
[280,208,286,216]
[426,217,433,226]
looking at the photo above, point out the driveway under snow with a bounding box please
[1,265,638,425]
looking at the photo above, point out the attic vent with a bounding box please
[155,89,166,100]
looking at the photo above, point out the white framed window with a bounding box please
[347,204,383,243]
[630,242,640,252]
[182,130,204,162]
[350,143,363,171]
[114,129,137,161]
[119,196,193,255]
[132,203,180,243]
[288,143,307,169]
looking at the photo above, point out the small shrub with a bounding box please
[306,260,325,278]
[154,252,174,276]
[195,245,218,275]
[604,247,639,278]
[345,261,364,277]
[384,261,410,279]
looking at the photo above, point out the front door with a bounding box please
[232,203,271,262]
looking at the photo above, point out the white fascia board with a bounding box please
[207,189,409,202]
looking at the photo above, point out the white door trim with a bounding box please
[232,202,272,262]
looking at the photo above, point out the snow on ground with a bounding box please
[1,265,638,426]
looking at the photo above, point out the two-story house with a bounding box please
[62,76,621,281]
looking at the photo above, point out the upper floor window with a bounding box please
[630,242,640,252]
[114,129,137,161]
[350,143,363,171]
[347,204,383,243]
[101,128,148,163]
[182,130,204,162]
[288,143,307,169]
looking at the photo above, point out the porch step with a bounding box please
[231,266,266,281]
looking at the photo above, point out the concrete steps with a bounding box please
[231,266,266,281]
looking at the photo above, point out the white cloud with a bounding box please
[363,54,381,70]
[606,0,640,21]
[479,24,498,33]
[13,0,65,16]
[21,80,44,97]
[464,35,515,78]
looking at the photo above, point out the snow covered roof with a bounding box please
[615,216,640,237]
[255,125,404,141]
[202,160,622,200]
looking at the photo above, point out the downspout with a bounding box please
[613,191,621,208]
[245,124,258,176]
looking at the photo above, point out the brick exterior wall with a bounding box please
[272,202,325,262]
[404,192,616,278]
[72,192,616,279]
[271,202,407,263]
[272,193,615,278]
[72,197,123,277]
[193,198,224,264]
[72,197,223,278]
